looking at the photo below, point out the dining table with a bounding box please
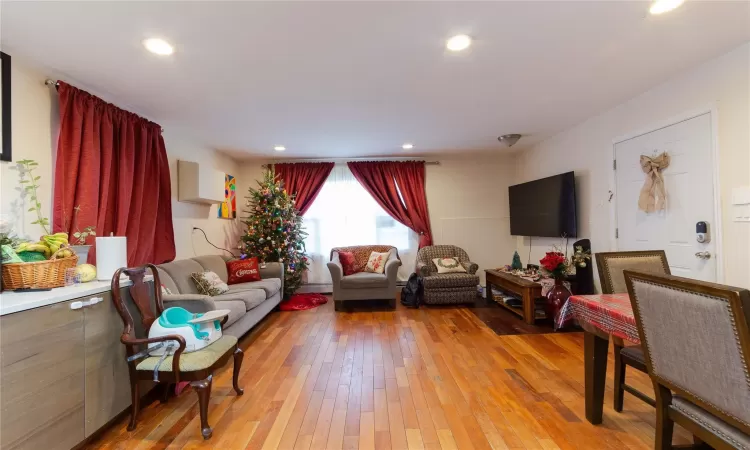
[557,293,641,424]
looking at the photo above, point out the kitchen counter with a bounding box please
[0,275,152,315]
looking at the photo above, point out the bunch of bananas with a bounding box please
[42,232,70,253]
[15,233,73,259]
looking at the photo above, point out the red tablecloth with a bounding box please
[557,293,640,344]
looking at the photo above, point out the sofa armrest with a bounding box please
[417,262,431,278]
[259,262,284,295]
[327,252,343,287]
[462,261,479,275]
[162,294,216,314]
[385,257,401,282]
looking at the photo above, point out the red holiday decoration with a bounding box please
[226,257,261,284]
[279,293,328,311]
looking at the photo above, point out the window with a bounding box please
[303,165,418,288]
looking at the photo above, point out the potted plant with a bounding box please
[68,206,95,265]
[539,250,572,324]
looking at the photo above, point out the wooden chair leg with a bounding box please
[233,348,245,395]
[161,383,171,404]
[613,343,626,412]
[191,376,213,440]
[654,384,674,450]
[127,380,140,431]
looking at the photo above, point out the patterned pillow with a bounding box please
[365,251,390,274]
[191,271,229,296]
[339,251,359,276]
[432,257,467,274]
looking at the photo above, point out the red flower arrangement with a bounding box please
[540,251,569,280]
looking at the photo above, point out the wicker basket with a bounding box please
[2,248,79,290]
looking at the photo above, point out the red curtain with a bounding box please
[347,161,433,248]
[52,81,175,266]
[274,162,334,215]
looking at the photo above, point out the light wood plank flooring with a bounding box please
[85,299,692,449]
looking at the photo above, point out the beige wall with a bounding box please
[239,156,517,283]
[0,59,241,261]
[426,155,516,284]
[0,62,56,240]
[514,42,750,289]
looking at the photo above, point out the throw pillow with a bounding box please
[192,271,230,296]
[338,251,358,276]
[432,257,467,274]
[160,284,173,296]
[226,257,261,284]
[365,251,390,274]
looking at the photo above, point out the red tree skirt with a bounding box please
[279,293,328,311]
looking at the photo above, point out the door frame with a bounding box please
[608,106,724,282]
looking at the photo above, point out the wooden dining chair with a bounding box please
[624,270,750,450]
[595,250,670,411]
[111,264,244,440]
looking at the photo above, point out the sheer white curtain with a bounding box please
[303,165,418,290]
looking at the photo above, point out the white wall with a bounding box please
[163,129,243,260]
[514,43,750,289]
[0,58,241,261]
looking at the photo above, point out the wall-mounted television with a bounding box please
[509,171,577,238]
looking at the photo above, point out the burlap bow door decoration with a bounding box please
[638,152,670,213]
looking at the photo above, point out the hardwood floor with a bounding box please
[85,299,691,449]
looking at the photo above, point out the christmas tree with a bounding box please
[241,169,308,298]
[511,251,523,270]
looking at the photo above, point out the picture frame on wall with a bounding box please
[0,51,11,162]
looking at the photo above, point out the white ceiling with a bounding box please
[2,1,749,160]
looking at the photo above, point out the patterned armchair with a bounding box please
[416,245,479,305]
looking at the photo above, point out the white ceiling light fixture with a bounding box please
[273,145,286,152]
[498,134,522,148]
[446,34,472,52]
[143,38,174,56]
[402,143,414,150]
[649,0,685,15]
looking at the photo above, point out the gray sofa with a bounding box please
[155,255,283,337]
[327,245,401,310]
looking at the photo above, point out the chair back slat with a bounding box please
[111,264,164,342]
[624,270,750,432]
[595,250,670,294]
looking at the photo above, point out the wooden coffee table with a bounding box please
[484,269,543,325]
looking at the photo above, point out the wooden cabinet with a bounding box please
[83,292,131,437]
[0,286,146,449]
[0,298,85,450]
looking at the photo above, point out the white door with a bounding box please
[614,112,717,282]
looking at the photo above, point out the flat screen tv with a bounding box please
[509,171,577,238]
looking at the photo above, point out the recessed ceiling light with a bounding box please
[446,34,472,52]
[274,145,286,152]
[649,0,685,15]
[402,143,414,150]
[143,38,174,56]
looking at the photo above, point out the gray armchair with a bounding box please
[327,245,401,310]
[416,245,479,305]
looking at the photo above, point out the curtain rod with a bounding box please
[261,159,440,169]
[45,79,165,132]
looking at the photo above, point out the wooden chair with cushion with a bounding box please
[595,250,670,411]
[111,264,244,440]
[624,270,750,450]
